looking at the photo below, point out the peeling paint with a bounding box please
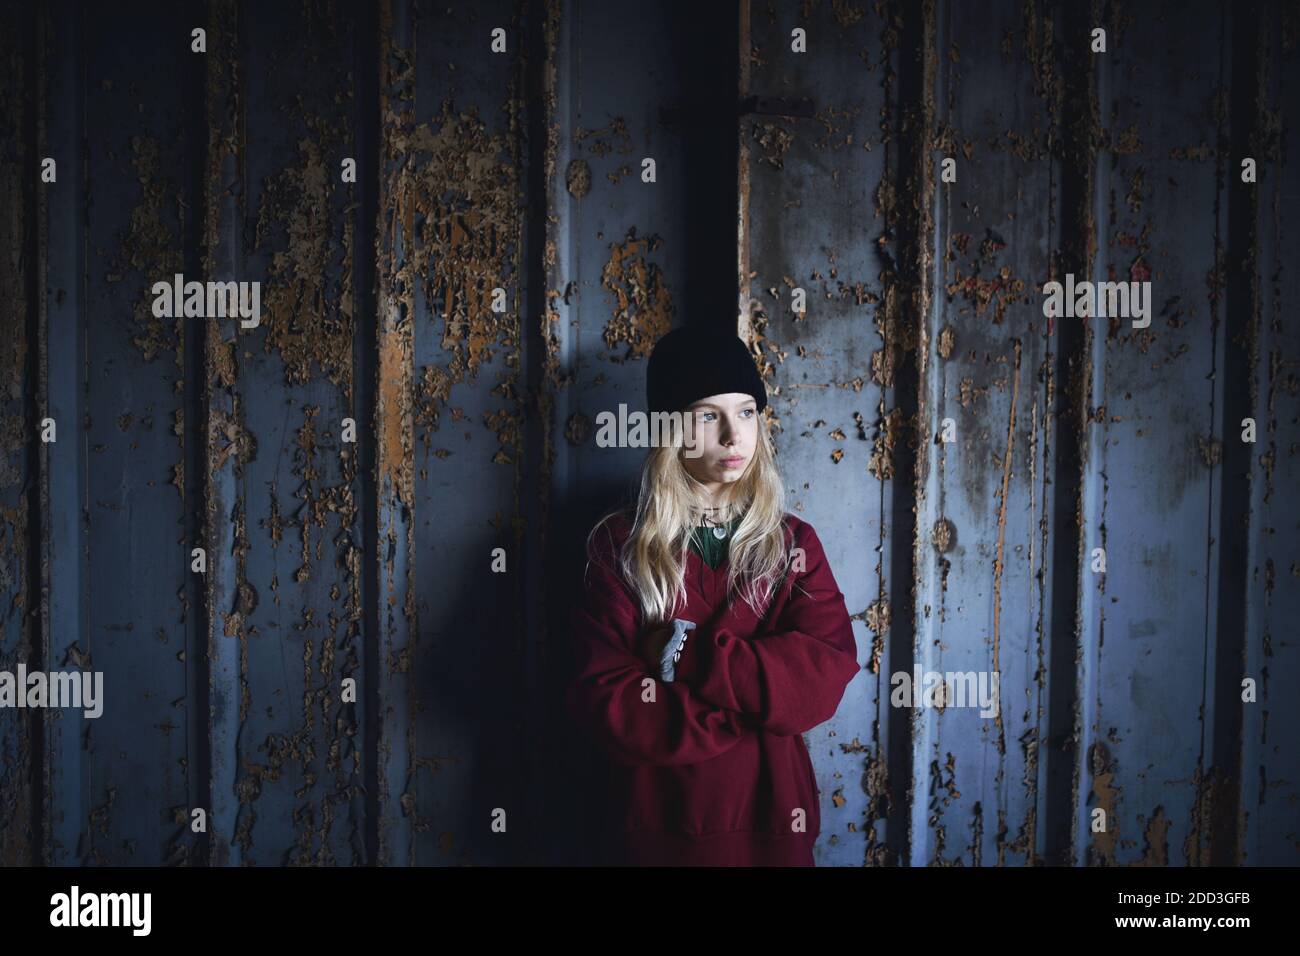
[600,229,674,361]
[4,0,1295,869]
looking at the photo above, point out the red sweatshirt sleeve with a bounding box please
[689,520,859,737]
[565,520,753,767]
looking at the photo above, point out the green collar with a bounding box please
[688,517,741,569]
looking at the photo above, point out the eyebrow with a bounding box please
[689,400,757,412]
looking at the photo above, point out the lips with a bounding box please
[720,457,746,468]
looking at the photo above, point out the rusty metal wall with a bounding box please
[1,0,1296,867]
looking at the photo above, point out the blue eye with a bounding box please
[700,411,717,422]
[741,407,755,418]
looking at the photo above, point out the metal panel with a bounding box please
[1080,0,1226,866]
[221,0,368,866]
[401,0,530,867]
[0,0,39,865]
[741,0,903,867]
[1241,0,1300,867]
[917,0,1062,868]
[1,0,1295,866]
[46,0,201,865]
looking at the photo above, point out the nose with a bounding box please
[719,416,736,447]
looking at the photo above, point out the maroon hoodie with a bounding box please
[565,511,860,866]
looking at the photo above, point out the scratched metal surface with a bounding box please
[918,0,1060,868]
[1,0,1296,867]
[1251,2,1300,867]
[398,0,533,867]
[1078,2,1229,866]
[36,2,204,865]
[223,0,368,866]
[741,0,901,867]
[0,3,36,864]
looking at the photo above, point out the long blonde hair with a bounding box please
[590,415,790,624]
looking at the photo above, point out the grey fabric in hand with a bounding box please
[659,618,697,683]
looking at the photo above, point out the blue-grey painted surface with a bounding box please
[0,0,1295,867]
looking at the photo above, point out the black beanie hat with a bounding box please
[646,326,767,415]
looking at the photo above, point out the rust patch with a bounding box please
[574,117,633,158]
[565,158,590,199]
[1107,123,1143,156]
[871,172,922,389]
[943,262,1027,325]
[255,129,356,393]
[1133,806,1172,866]
[868,406,904,480]
[113,135,185,364]
[864,598,891,675]
[936,323,955,359]
[860,748,891,866]
[210,407,257,475]
[379,327,415,506]
[1179,763,1238,865]
[927,753,962,866]
[750,121,795,169]
[933,122,973,160]
[932,518,955,553]
[391,98,524,475]
[956,377,988,408]
[564,412,590,446]
[1197,434,1223,468]
[1087,741,1119,864]
[988,341,1020,752]
[482,407,520,465]
[600,228,674,360]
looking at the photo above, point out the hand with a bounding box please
[637,624,675,672]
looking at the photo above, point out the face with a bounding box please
[680,392,759,494]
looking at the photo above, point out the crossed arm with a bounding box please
[565,523,860,767]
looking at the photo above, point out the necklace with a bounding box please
[699,510,730,539]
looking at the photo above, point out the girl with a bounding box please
[565,325,860,867]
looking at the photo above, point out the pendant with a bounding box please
[712,526,728,539]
